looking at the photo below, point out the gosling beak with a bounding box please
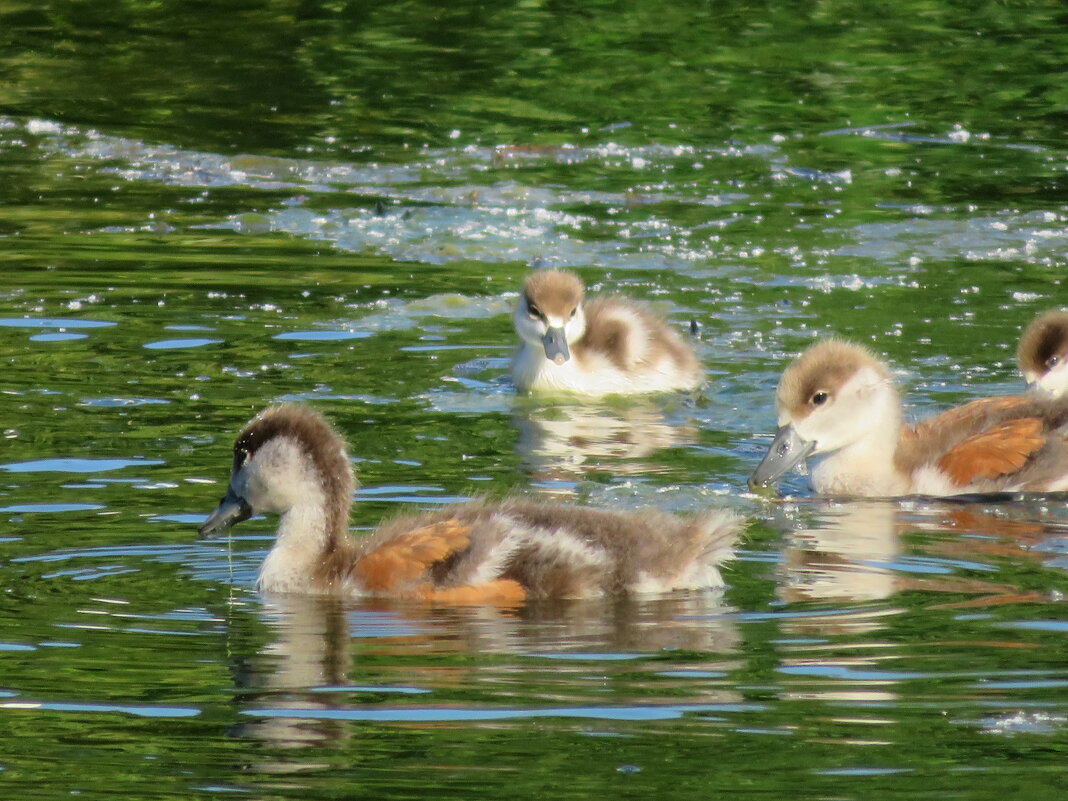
[748,423,816,490]
[542,326,570,365]
[199,484,253,538]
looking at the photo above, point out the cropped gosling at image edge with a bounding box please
[1018,310,1068,399]
[749,339,1068,497]
[199,404,740,601]
[511,269,703,396]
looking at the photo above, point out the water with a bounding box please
[2,1,1068,797]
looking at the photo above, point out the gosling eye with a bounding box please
[527,302,542,320]
[1046,355,1061,370]
[569,307,577,319]
[810,391,829,407]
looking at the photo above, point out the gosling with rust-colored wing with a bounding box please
[200,405,741,601]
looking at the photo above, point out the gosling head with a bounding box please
[199,404,354,538]
[514,269,587,365]
[1018,310,1068,399]
[749,340,898,490]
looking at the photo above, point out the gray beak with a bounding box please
[748,423,816,491]
[199,484,253,538]
[542,326,570,365]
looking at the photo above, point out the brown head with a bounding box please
[775,340,892,423]
[750,340,899,489]
[1018,310,1068,398]
[514,270,587,364]
[199,404,355,542]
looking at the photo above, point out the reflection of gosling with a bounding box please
[514,403,696,480]
[200,404,740,601]
[1018,310,1068,398]
[511,269,703,396]
[749,339,1068,496]
[779,503,900,605]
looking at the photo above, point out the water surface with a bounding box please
[1,1,1067,798]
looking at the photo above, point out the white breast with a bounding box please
[512,343,698,396]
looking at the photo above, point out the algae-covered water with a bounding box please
[2,1,1068,798]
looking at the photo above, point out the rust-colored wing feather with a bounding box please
[421,579,526,605]
[936,417,1045,486]
[910,396,1029,440]
[352,519,471,592]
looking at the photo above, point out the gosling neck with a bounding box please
[257,473,352,593]
[809,409,906,497]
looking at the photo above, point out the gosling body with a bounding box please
[511,270,703,396]
[200,405,739,601]
[749,339,1068,497]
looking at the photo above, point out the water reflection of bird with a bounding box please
[511,269,703,396]
[772,500,1050,637]
[199,404,740,601]
[512,399,696,483]
[341,593,742,658]
[778,502,900,608]
[1018,309,1068,398]
[225,591,742,754]
[750,340,1068,496]
[227,595,352,759]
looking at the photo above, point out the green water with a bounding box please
[2,1,1068,798]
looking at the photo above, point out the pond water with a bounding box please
[2,1,1068,798]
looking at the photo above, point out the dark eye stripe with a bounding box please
[231,446,250,474]
[232,427,269,473]
[1034,325,1068,369]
